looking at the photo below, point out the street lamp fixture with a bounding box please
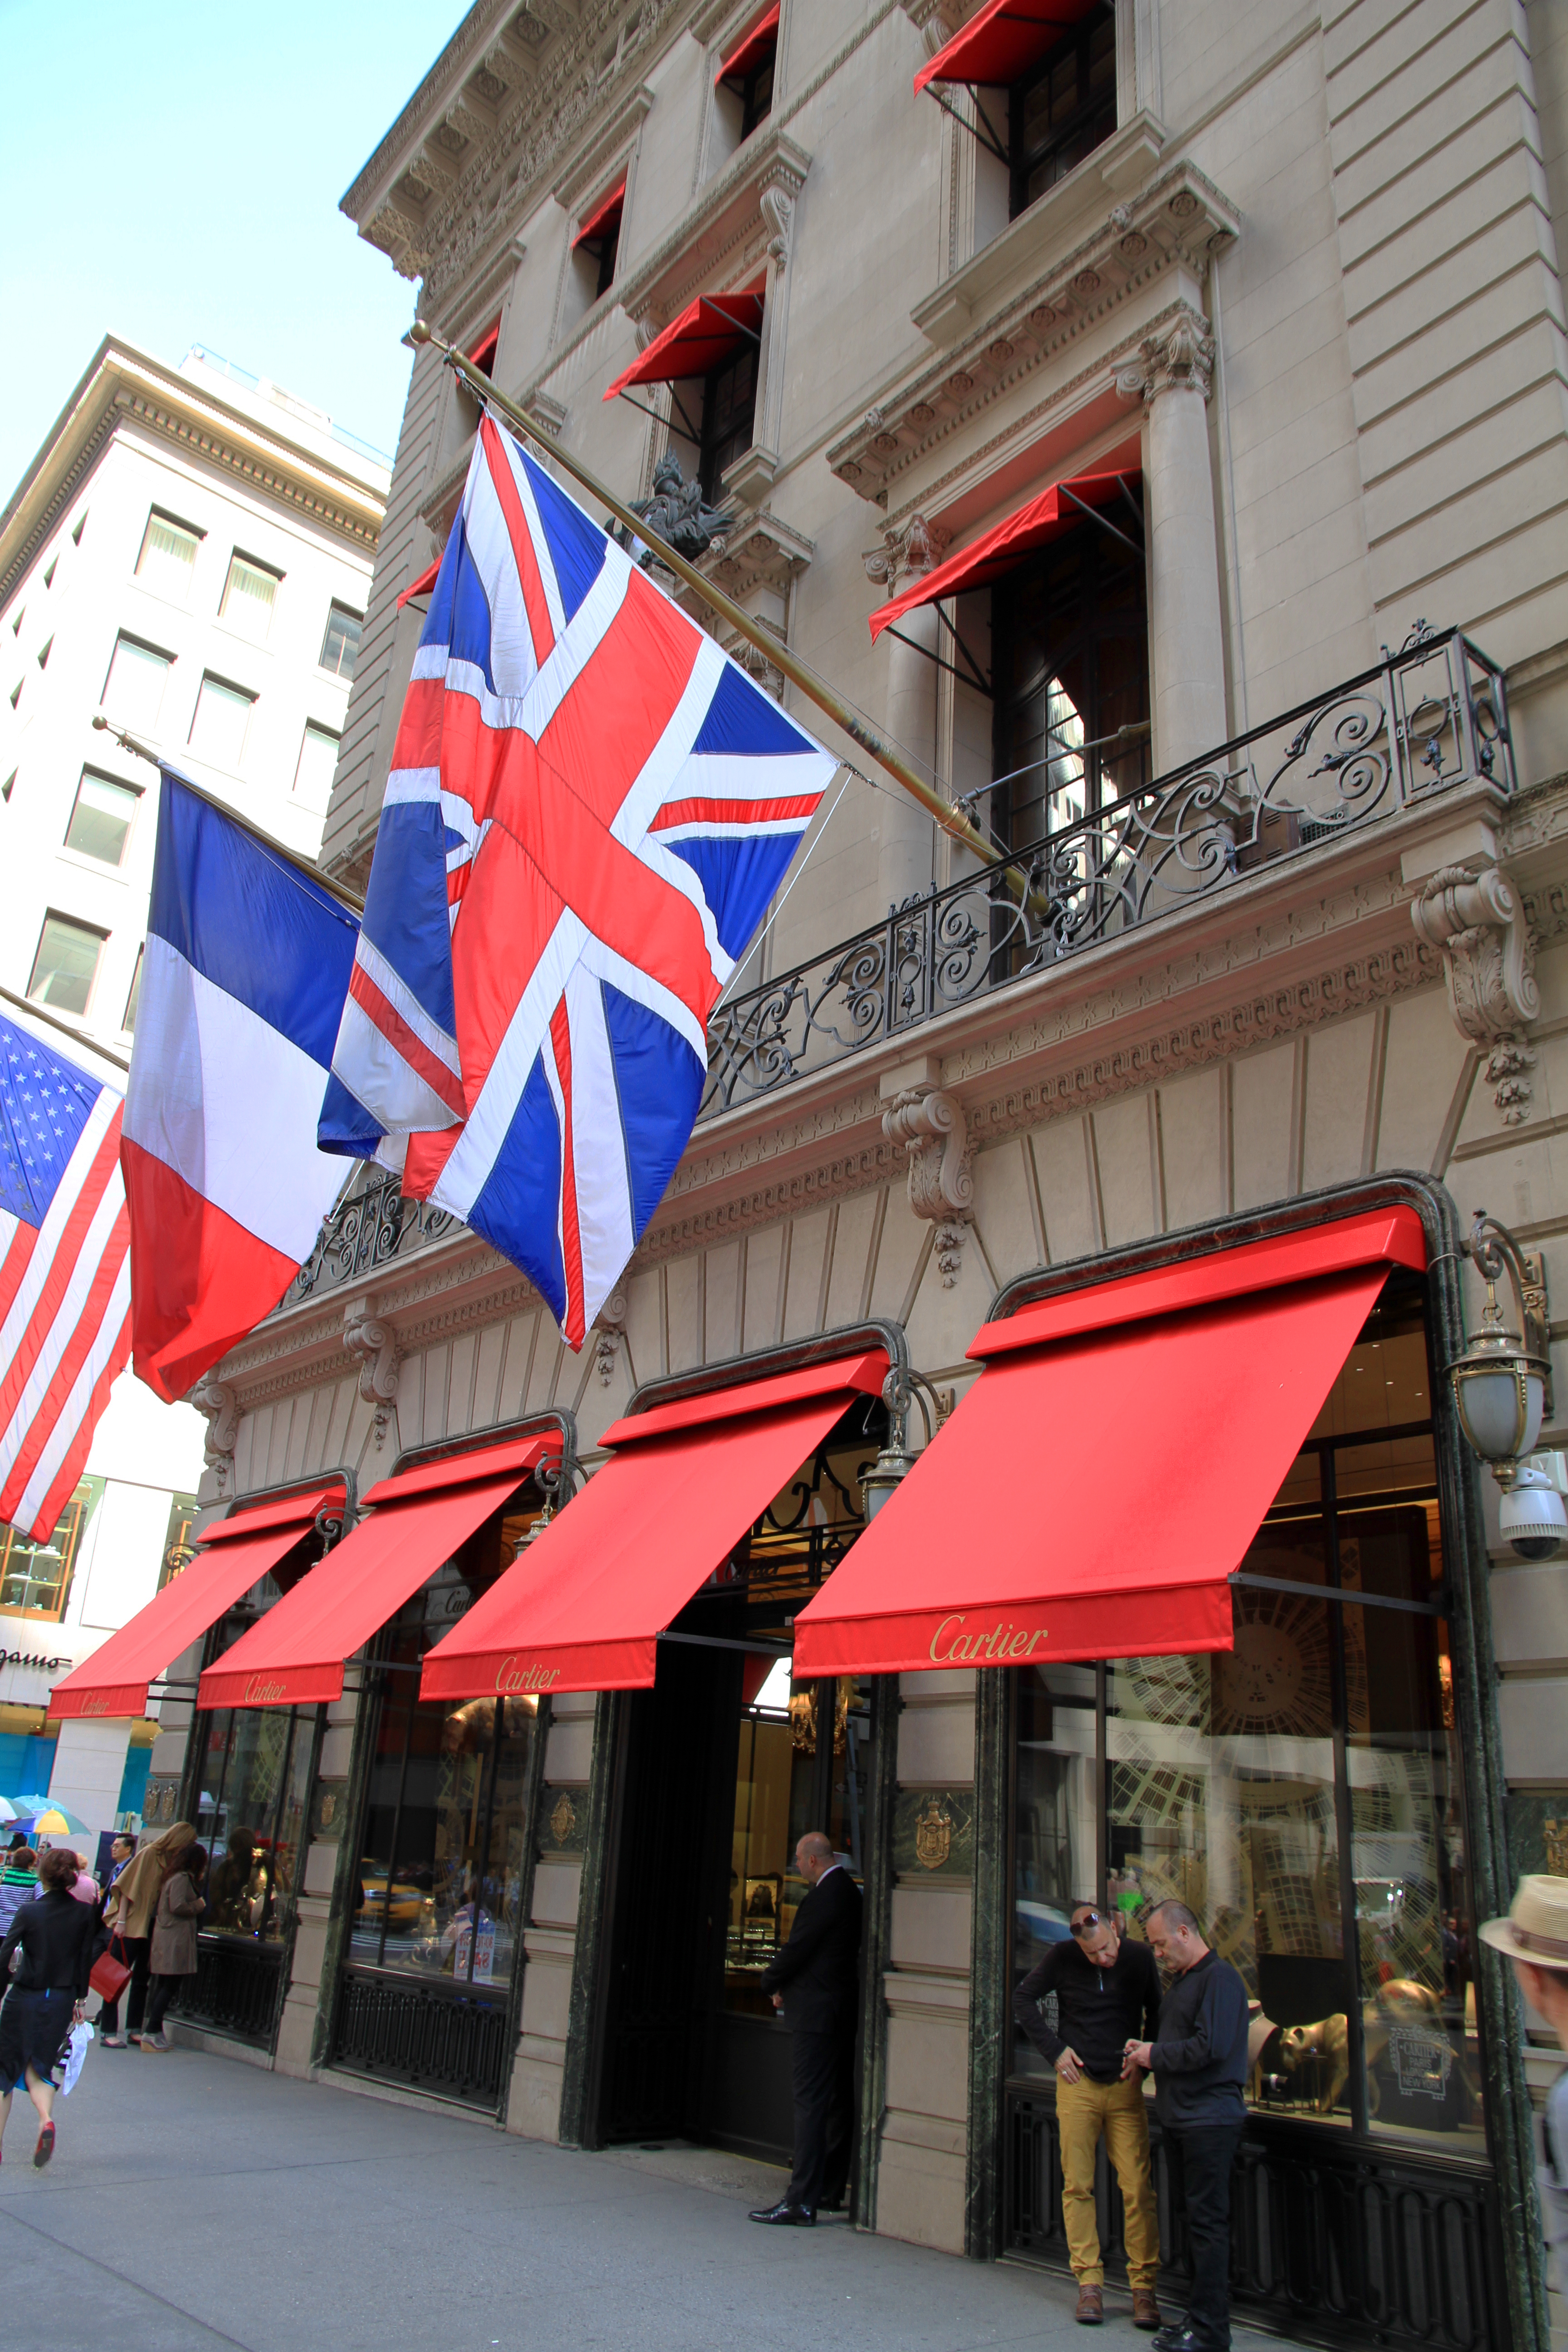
[1447,1209,1563,1557]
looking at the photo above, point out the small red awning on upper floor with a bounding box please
[574,175,627,249]
[603,289,764,401]
[46,1485,343,1722]
[417,1351,889,1700]
[791,1210,1428,1679]
[915,0,1102,94]
[397,554,441,609]
[468,318,500,376]
[867,453,1140,640]
[717,3,779,83]
[195,1436,554,1711]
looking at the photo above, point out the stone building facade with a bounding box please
[103,9,1568,2350]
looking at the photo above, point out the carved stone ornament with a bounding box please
[1410,862,1540,1122]
[191,1376,239,1492]
[593,1287,628,1388]
[882,1087,974,1287]
[862,511,950,597]
[1117,313,1215,406]
[343,1297,401,1447]
[759,184,794,269]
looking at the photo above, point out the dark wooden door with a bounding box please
[595,1640,738,2143]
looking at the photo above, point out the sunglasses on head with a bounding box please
[1070,1910,1105,1935]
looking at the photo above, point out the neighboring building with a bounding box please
[73,9,1568,2352]
[0,340,390,1833]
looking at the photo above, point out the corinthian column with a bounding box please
[1120,315,1228,774]
[864,514,948,910]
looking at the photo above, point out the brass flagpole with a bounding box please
[410,321,1005,873]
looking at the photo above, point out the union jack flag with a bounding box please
[321,415,837,1346]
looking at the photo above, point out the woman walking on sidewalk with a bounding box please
[141,1846,207,2052]
[0,1847,97,2169]
[101,1821,193,2047]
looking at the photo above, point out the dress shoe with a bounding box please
[747,2200,814,2225]
[1075,2283,1104,2324]
[1152,2328,1215,2352]
[1132,2291,1163,2331]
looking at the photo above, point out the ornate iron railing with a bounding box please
[274,629,1509,1305]
[702,627,1512,1116]
[170,1936,286,2047]
[329,1966,511,2109]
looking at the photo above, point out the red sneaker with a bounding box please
[33,2122,55,2169]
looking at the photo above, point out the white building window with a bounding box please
[135,511,200,602]
[28,914,106,1016]
[66,770,140,867]
[188,673,255,770]
[102,634,172,733]
[319,603,363,679]
[294,722,341,801]
[122,946,143,1035]
[221,553,281,642]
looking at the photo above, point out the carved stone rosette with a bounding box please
[191,1376,239,1493]
[344,1297,402,1447]
[882,1087,974,1288]
[1410,863,1540,1122]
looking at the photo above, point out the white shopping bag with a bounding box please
[58,2019,93,2096]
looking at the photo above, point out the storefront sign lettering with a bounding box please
[928,1613,1049,1664]
[242,1674,290,1704]
[2,1648,68,1671]
[494,1655,560,1694]
[78,1694,111,1715]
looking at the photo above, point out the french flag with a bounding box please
[121,770,358,1402]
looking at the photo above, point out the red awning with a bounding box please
[574,176,626,249]
[868,455,1140,640]
[397,553,441,610]
[196,1437,553,1710]
[791,1210,1427,1679]
[604,289,764,401]
[47,1485,342,1722]
[915,0,1101,93]
[717,2,779,82]
[468,318,500,376]
[419,1351,888,1701]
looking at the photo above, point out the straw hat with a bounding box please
[1478,1873,1568,1966]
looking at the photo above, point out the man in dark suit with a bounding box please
[748,1830,862,2226]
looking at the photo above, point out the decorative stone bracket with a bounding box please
[882,1088,974,1288]
[344,1298,402,1447]
[191,1376,239,1493]
[593,1288,628,1389]
[1411,863,1540,1123]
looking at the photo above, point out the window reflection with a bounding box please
[196,1705,313,1946]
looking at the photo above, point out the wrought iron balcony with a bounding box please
[702,626,1511,1117]
[277,627,1508,1309]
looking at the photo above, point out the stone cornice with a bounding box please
[604,124,812,329]
[825,160,1238,506]
[114,392,382,551]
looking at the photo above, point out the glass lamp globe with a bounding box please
[1448,1303,1545,1468]
[861,1444,913,1520]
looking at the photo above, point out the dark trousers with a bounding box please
[784,2027,855,2214]
[143,1972,190,2038]
[1165,2121,1244,2348]
[98,1933,151,2038]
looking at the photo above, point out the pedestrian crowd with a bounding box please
[0,1818,206,2170]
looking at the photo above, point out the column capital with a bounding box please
[862,511,951,595]
[1116,310,1215,406]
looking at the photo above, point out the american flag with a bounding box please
[320,413,837,1348]
[0,1010,131,1541]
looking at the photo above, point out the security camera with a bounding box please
[1499,1461,1568,1560]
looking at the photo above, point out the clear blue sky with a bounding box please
[0,1,464,492]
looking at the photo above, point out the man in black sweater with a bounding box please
[1014,1902,1163,2328]
[749,1831,862,2226]
[1123,1901,1250,2352]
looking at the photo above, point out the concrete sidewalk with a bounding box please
[0,2043,1285,2352]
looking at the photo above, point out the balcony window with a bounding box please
[101,633,172,734]
[135,511,200,603]
[220,553,281,642]
[66,769,140,866]
[28,912,107,1017]
[319,603,363,680]
[992,514,1149,850]
[1010,5,1116,215]
[189,673,256,771]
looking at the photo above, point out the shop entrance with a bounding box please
[593,1401,882,2163]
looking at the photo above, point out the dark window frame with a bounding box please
[721,41,776,143]
[318,603,363,680]
[697,337,761,506]
[1007,3,1117,220]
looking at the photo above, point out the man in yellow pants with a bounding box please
[1014,1902,1163,2327]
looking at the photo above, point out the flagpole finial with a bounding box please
[409,320,436,347]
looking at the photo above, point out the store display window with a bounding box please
[1010,1266,1481,2146]
[196,1705,314,1946]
